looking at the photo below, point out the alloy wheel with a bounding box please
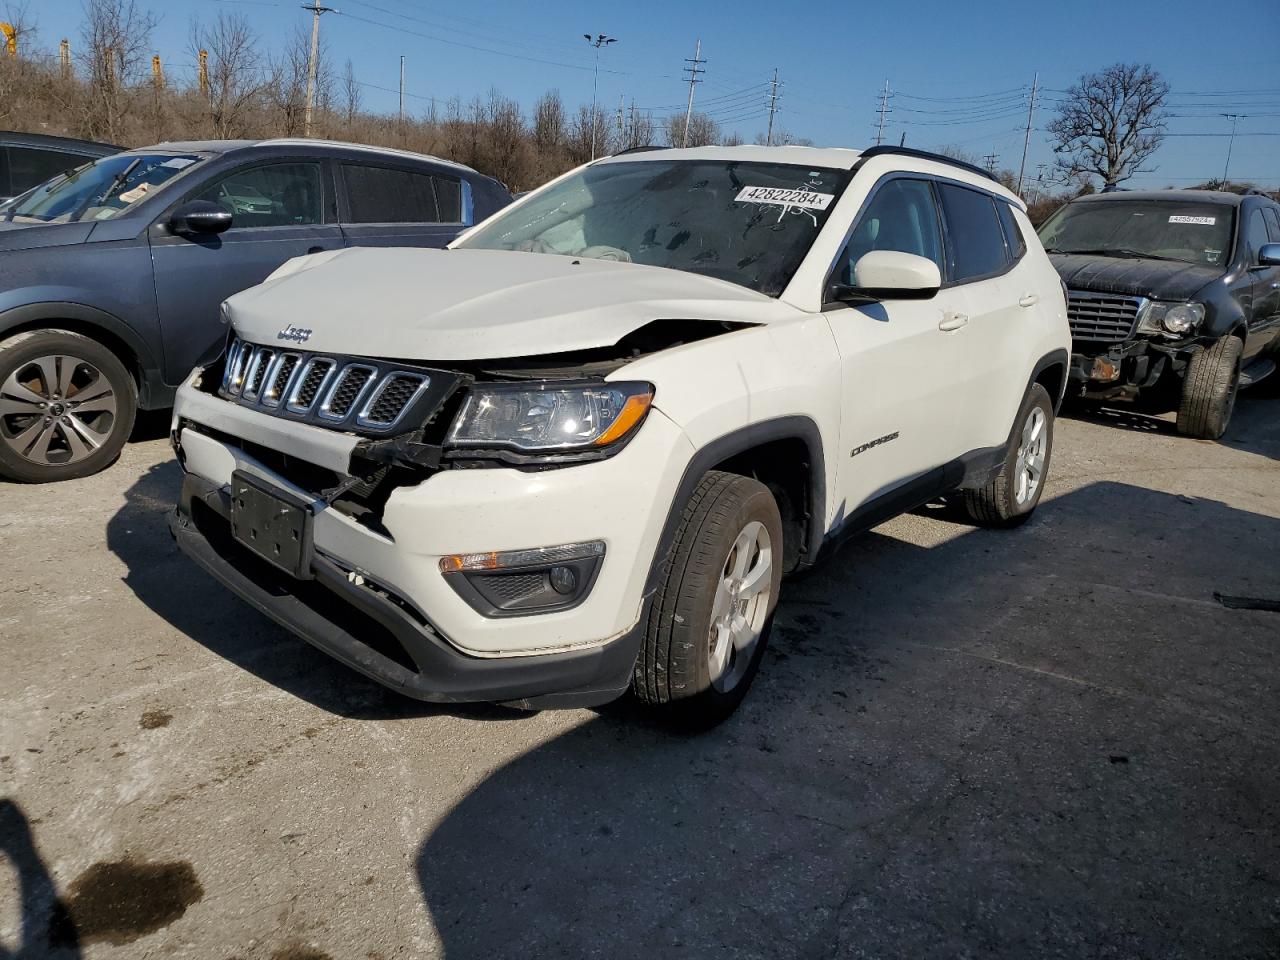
[707,520,774,693]
[0,355,119,466]
[1013,405,1047,506]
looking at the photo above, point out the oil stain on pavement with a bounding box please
[47,858,203,947]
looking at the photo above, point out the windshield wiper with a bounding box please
[70,157,142,221]
[1056,247,1190,262]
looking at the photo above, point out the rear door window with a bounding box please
[341,164,441,223]
[192,162,323,228]
[937,183,1010,282]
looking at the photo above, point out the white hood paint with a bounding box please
[226,247,804,361]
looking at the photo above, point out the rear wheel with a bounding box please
[964,382,1054,528]
[1177,336,1242,439]
[0,330,137,483]
[633,471,783,729]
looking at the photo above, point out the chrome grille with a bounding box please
[361,374,428,427]
[217,339,434,433]
[290,358,334,411]
[320,365,376,420]
[1067,290,1145,343]
[263,354,300,407]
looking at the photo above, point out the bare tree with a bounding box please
[665,112,718,148]
[532,90,565,153]
[625,108,656,150]
[80,0,157,142]
[721,131,743,147]
[1048,63,1169,188]
[2,1,37,52]
[340,58,360,128]
[190,12,264,138]
[568,104,611,164]
[267,25,327,136]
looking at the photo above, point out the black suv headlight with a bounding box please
[446,381,654,454]
[1137,301,1205,337]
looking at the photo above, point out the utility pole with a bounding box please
[398,55,405,126]
[1016,72,1038,197]
[616,94,625,144]
[681,38,705,148]
[982,153,999,175]
[874,79,891,145]
[1221,113,1245,188]
[765,68,781,146]
[583,33,616,161]
[303,0,334,139]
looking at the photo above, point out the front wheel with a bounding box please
[0,330,137,483]
[1177,336,1242,440]
[964,382,1054,528]
[633,471,783,729]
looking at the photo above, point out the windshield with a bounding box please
[1038,199,1234,267]
[5,152,205,224]
[456,159,847,296]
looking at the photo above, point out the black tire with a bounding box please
[1177,336,1243,440]
[0,329,137,484]
[633,471,784,729]
[964,382,1054,528]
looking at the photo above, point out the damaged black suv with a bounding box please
[1039,189,1280,438]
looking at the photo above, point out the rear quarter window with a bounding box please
[937,182,1009,282]
[342,164,464,224]
[996,201,1026,261]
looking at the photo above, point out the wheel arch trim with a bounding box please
[0,302,163,405]
[642,415,827,597]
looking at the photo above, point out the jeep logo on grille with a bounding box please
[277,324,313,344]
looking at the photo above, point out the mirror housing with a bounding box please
[828,250,943,303]
[1259,242,1280,268]
[169,200,233,236]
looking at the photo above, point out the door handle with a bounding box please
[1018,293,1040,308]
[938,312,969,332]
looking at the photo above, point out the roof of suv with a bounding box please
[134,137,478,176]
[0,130,119,154]
[1071,189,1258,207]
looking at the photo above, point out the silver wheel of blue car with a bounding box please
[0,330,137,483]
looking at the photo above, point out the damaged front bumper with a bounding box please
[1069,337,1206,400]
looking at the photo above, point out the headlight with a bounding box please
[447,381,654,453]
[1138,301,1205,337]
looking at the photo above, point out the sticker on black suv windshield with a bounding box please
[735,186,834,210]
[1169,215,1216,225]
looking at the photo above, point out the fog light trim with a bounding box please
[440,541,605,618]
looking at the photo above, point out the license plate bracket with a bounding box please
[230,470,315,580]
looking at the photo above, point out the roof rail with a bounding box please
[609,145,669,156]
[857,145,999,184]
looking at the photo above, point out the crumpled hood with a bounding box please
[1050,253,1220,301]
[0,220,95,252]
[227,247,794,360]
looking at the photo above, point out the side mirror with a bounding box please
[1259,242,1280,268]
[169,200,233,236]
[828,251,943,303]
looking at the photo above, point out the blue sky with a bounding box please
[25,0,1280,189]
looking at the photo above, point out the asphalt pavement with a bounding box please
[2,395,1278,959]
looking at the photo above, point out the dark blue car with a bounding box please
[0,138,511,483]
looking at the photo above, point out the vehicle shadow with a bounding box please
[0,799,81,959]
[104,459,518,722]
[413,482,1280,959]
[1062,393,1280,461]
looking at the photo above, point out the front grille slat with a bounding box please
[1066,290,1144,344]
[215,339,436,434]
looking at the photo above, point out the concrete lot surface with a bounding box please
[2,397,1279,959]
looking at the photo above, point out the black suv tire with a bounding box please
[0,329,137,483]
[1177,335,1242,440]
[633,471,783,729]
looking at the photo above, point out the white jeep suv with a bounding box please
[169,145,1069,726]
